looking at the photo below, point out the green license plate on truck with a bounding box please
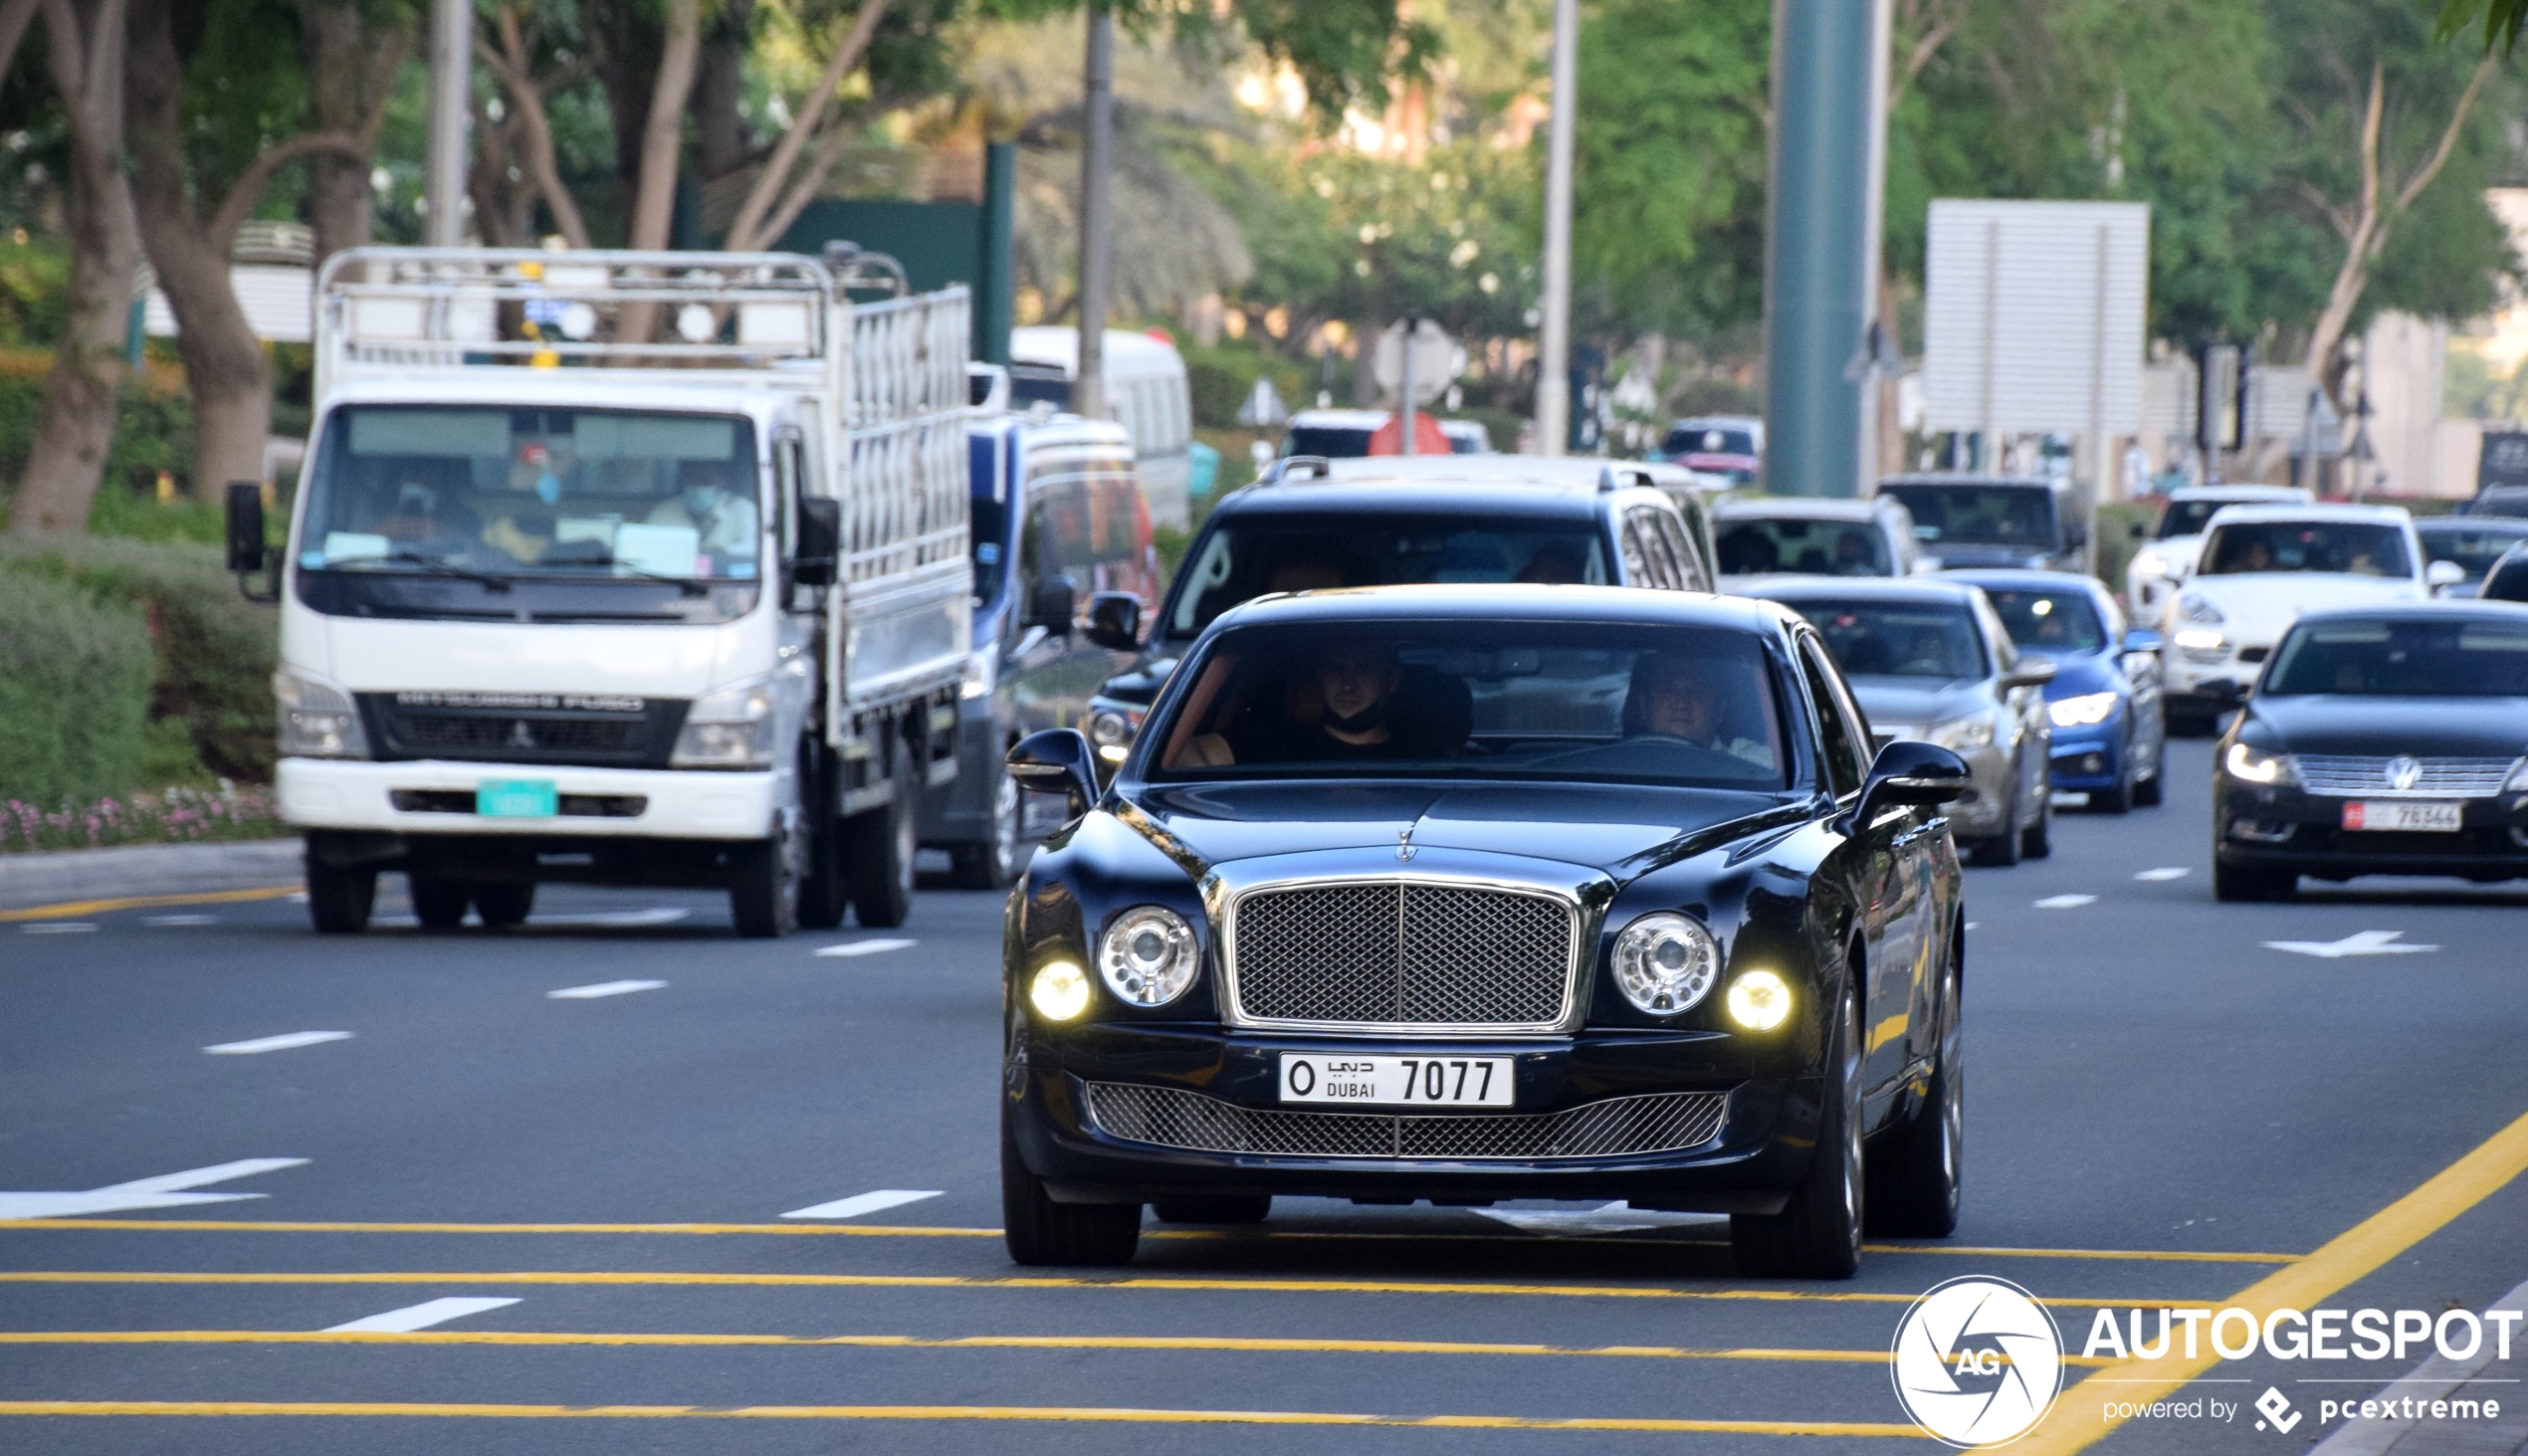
[477,779,557,817]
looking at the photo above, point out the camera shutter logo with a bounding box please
[1890,1276,2064,1448]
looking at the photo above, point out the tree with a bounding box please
[300,0,415,269]
[474,0,595,248]
[7,0,142,536]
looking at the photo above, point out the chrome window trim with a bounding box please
[1206,870,1592,1039]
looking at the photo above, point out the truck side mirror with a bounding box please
[225,482,278,603]
[1082,591,1141,651]
[1027,577,1076,633]
[792,497,839,588]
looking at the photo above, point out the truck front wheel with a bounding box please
[308,860,376,935]
[729,827,800,938]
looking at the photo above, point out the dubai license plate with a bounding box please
[2341,800,2461,833]
[1278,1054,1513,1108]
[476,779,558,817]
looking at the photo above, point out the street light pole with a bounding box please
[1074,6,1116,422]
[423,0,471,248]
[1533,0,1578,458]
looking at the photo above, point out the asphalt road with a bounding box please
[4,737,2525,1455]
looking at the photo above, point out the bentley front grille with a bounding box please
[2295,754,2520,798]
[1083,1082,1729,1161]
[1227,882,1577,1031]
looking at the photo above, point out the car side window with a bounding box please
[1797,635,1871,798]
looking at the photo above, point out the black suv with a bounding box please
[1075,457,1719,768]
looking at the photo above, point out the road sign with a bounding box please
[1922,200,2149,441]
[1372,318,1462,405]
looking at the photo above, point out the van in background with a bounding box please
[1006,326,1212,528]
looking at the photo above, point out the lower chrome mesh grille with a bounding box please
[1082,1082,1729,1160]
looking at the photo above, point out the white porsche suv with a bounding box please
[2161,504,2462,729]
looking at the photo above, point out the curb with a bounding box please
[0,839,302,915]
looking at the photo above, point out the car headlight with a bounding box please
[1725,969,1793,1031]
[1097,906,1197,1007]
[2132,548,2169,578]
[2172,628,2226,652]
[959,651,996,701]
[1086,707,1142,765]
[1928,714,1996,752]
[2047,691,2118,728]
[2177,592,2224,625]
[273,669,370,759]
[1029,960,1092,1021]
[671,677,776,769]
[1610,913,1721,1014]
[2224,741,2298,786]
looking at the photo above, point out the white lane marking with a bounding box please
[1964,922,1980,931]
[814,937,917,958]
[781,1189,943,1220]
[2134,867,2192,882]
[2263,930,2438,959]
[324,1297,521,1334]
[21,923,97,935]
[287,892,310,904]
[1476,1201,1715,1236]
[546,979,666,999]
[2032,894,2097,909]
[143,914,222,926]
[205,1031,354,1055]
[535,908,690,929]
[0,1157,308,1219]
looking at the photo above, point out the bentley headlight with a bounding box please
[2177,592,2224,625]
[273,669,371,759]
[1928,714,1996,752]
[671,677,776,769]
[2224,741,2297,786]
[1611,913,1721,1014]
[1029,960,1092,1021]
[1097,906,1196,1007]
[2048,691,2118,728]
[1725,969,1793,1032]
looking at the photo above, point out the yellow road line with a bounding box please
[2018,1103,2528,1455]
[0,1398,1930,1435]
[0,1218,2303,1263]
[0,1328,2117,1366]
[0,1270,2193,1309]
[0,884,298,924]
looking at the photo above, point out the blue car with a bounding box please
[1945,570,2167,812]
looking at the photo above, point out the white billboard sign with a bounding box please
[1921,199,2149,441]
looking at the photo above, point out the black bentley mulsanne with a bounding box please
[998,585,1972,1279]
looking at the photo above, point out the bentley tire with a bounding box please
[408,875,470,929]
[1152,1195,1272,1224]
[1732,987,1864,1279]
[1002,1112,1140,1265]
[1866,944,1963,1238]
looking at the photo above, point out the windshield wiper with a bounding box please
[586,556,711,597]
[378,550,515,592]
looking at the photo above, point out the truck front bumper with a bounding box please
[278,757,778,840]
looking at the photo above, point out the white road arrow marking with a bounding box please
[546,980,666,999]
[815,937,917,958]
[205,1031,352,1055]
[0,1157,308,1220]
[2134,867,2192,882]
[1475,1201,1715,1236]
[781,1188,942,1220]
[2263,931,2438,958]
[2033,894,2098,909]
[325,1297,520,1333]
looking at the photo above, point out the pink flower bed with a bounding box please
[2,783,285,853]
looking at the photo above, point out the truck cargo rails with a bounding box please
[226,247,974,937]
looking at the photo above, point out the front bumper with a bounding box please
[278,757,778,840]
[1005,1024,1815,1211]
[2163,639,2271,714]
[2216,778,2528,882]
[2047,720,2125,791]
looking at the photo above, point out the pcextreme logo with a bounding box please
[1891,1276,2066,1448]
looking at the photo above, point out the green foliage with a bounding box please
[0,376,201,518]
[0,536,280,784]
[0,242,71,348]
[0,571,155,808]
[2435,0,2528,53]
[1180,338,1310,429]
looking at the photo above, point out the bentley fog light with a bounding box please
[1611,913,1720,1014]
[2224,741,2297,786]
[1725,969,1793,1031]
[1928,715,1995,753]
[2048,691,2117,728]
[1097,906,1196,1006]
[1028,960,1092,1021]
[671,678,775,769]
[273,670,370,758]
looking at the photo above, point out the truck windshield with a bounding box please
[301,406,762,582]
[1163,517,1608,641]
[1879,483,2056,548]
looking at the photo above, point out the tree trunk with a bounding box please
[626,0,699,250]
[693,0,752,182]
[126,0,271,494]
[10,0,139,536]
[300,0,409,272]
[585,0,664,203]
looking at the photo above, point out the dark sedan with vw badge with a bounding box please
[997,585,1972,1279]
[2213,602,2528,900]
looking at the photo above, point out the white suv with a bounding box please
[2126,484,2312,622]
[2160,504,2461,728]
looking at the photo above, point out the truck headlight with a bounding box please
[1725,969,1793,1031]
[1928,714,1995,752]
[2048,691,2118,728]
[2224,741,2298,786]
[1611,912,1720,1014]
[671,677,776,769]
[273,670,370,759]
[1097,906,1196,1006]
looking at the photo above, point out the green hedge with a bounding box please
[0,569,153,807]
[0,535,278,784]
[0,374,200,510]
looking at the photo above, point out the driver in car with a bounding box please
[1626,653,1775,770]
